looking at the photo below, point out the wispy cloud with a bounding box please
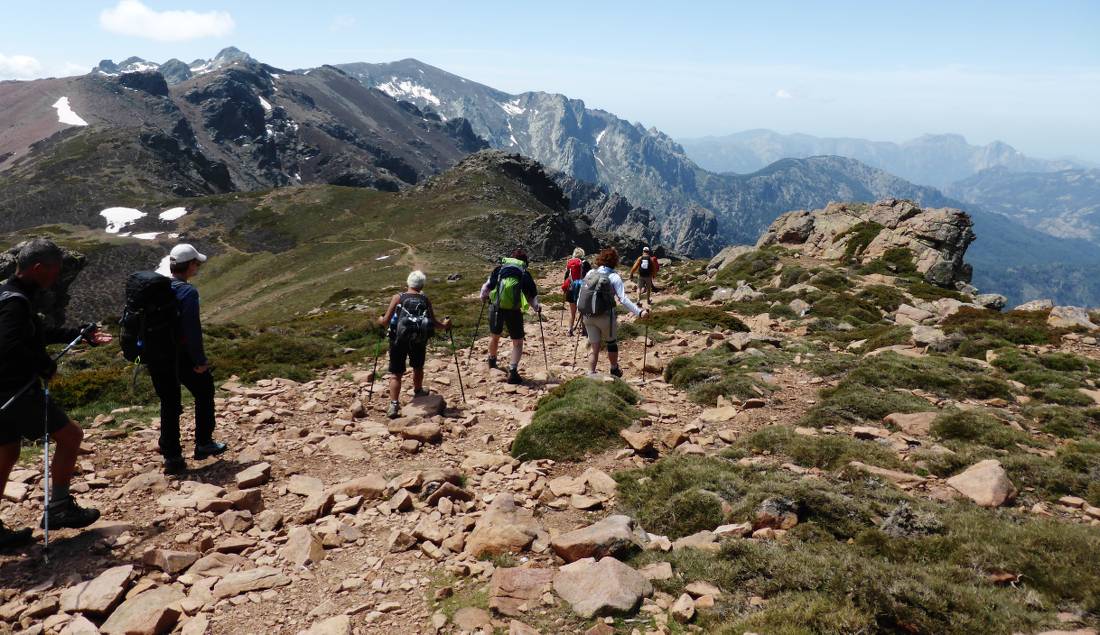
[0,53,42,79]
[99,0,234,42]
[330,15,357,32]
[774,88,793,99]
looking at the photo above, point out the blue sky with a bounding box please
[2,1,1098,161]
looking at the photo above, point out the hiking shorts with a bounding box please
[0,384,70,445]
[488,306,525,340]
[389,339,427,375]
[583,311,618,351]
[566,280,583,304]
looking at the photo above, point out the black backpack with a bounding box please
[393,293,434,346]
[119,272,179,363]
[577,269,616,317]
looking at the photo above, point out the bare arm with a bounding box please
[377,294,400,327]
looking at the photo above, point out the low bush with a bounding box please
[510,377,641,461]
[736,426,905,471]
[663,346,782,405]
[930,410,1030,450]
[638,305,749,333]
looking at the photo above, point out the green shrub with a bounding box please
[510,377,641,461]
[714,248,782,288]
[930,410,1030,449]
[856,284,907,313]
[836,221,883,259]
[639,305,749,333]
[859,247,918,276]
[663,346,781,405]
[942,308,1067,348]
[802,383,934,428]
[736,426,905,471]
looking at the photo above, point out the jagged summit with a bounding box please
[91,47,256,85]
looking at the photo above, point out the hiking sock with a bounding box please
[49,483,71,509]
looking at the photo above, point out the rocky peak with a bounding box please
[757,198,975,287]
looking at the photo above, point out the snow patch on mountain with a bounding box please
[596,129,607,146]
[258,96,272,112]
[52,97,88,127]
[132,232,160,240]
[100,207,146,233]
[499,100,526,116]
[159,207,188,221]
[376,78,441,106]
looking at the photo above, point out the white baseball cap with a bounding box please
[642,246,650,253]
[169,244,207,264]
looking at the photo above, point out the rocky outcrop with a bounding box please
[0,242,86,329]
[757,198,975,287]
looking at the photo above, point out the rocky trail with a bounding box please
[3,222,1100,634]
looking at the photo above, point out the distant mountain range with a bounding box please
[678,129,1088,189]
[3,47,1100,304]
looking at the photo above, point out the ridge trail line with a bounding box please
[0,263,820,634]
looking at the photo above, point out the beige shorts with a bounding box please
[583,311,617,346]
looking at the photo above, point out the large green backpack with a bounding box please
[491,257,528,311]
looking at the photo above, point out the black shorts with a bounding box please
[488,306,524,340]
[566,281,582,304]
[0,384,70,445]
[389,338,427,375]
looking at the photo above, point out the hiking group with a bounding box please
[0,237,657,548]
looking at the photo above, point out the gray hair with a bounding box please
[572,247,585,258]
[17,238,63,270]
[407,270,427,290]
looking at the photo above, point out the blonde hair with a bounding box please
[407,270,426,290]
[572,247,585,258]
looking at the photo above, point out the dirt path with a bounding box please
[0,265,806,634]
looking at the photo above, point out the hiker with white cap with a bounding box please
[146,244,226,473]
[629,246,660,302]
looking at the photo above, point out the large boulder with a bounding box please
[553,557,653,618]
[1048,306,1097,330]
[490,567,556,617]
[757,199,974,288]
[60,565,133,615]
[464,493,545,557]
[550,515,648,563]
[947,460,1016,507]
[99,586,184,635]
[707,245,754,272]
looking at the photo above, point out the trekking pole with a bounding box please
[642,318,650,385]
[367,335,382,404]
[571,311,584,368]
[537,310,551,380]
[445,317,466,404]
[467,301,486,362]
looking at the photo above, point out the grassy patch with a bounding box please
[802,382,934,428]
[663,346,783,405]
[638,305,749,334]
[836,221,883,259]
[860,247,918,277]
[735,425,906,471]
[619,454,1100,633]
[856,284,908,313]
[944,308,1069,357]
[510,377,641,461]
[930,410,1031,450]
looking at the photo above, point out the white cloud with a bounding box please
[0,53,43,79]
[99,0,234,42]
[330,15,357,31]
[774,88,793,100]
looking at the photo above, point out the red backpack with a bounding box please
[562,257,585,291]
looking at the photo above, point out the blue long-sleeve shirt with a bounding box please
[170,279,207,366]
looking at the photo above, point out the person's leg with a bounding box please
[48,420,82,489]
[568,303,577,334]
[488,334,500,361]
[510,339,523,368]
[586,316,604,373]
[148,362,183,460]
[388,374,402,401]
[42,409,99,528]
[608,312,622,375]
[487,305,502,367]
[179,364,216,446]
[410,343,427,394]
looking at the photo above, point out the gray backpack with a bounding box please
[577,269,615,317]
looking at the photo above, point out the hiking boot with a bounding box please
[568,328,574,337]
[610,366,623,378]
[163,456,187,474]
[413,388,430,397]
[0,522,33,550]
[507,368,523,385]
[41,497,100,530]
[487,356,498,370]
[387,401,401,419]
[194,441,228,460]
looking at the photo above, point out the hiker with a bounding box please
[147,244,226,474]
[0,239,111,546]
[561,247,592,336]
[629,246,660,301]
[579,247,648,377]
[377,270,452,419]
[480,249,541,384]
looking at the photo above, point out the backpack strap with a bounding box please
[0,290,29,306]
